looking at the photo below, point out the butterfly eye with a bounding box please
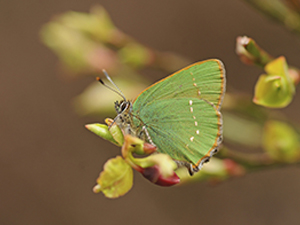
[120,101,128,112]
[114,100,128,113]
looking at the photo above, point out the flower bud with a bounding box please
[141,165,180,186]
[253,56,295,108]
[263,120,300,163]
[85,123,123,146]
[236,36,273,66]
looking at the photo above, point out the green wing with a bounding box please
[132,59,225,167]
[133,59,225,111]
[133,98,222,166]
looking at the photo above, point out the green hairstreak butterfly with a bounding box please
[100,59,226,174]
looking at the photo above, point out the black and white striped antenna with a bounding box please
[97,69,126,101]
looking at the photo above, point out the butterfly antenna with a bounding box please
[96,69,126,100]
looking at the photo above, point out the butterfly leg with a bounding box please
[138,126,156,147]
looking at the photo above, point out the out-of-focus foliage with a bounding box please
[40,6,152,73]
[73,79,149,116]
[243,0,300,34]
[40,6,189,117]
[262,120,300,163]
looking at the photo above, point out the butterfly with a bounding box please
[99,59,226,174]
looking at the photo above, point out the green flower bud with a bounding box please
[253,56,295,108]
[236,36,273,67]
[85,121,124,146]
[263,120,300,163]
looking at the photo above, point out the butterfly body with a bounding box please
[114,100,154,145]
[113,59,226,173]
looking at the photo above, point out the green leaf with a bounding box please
[93,156,133,198]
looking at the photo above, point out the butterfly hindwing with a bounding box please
[133,97,221,166]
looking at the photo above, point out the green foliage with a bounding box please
[263,121,300,163]
[243,0,300,34]
[118,43,152,68]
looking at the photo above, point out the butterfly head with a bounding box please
[114,100,132,114]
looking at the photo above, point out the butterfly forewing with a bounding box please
[133,59,225,111]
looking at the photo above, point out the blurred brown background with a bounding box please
[1,0,300,224]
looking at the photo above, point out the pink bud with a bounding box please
[141,165,180,186]
[223,159,245,176]
[143,142,157,154]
